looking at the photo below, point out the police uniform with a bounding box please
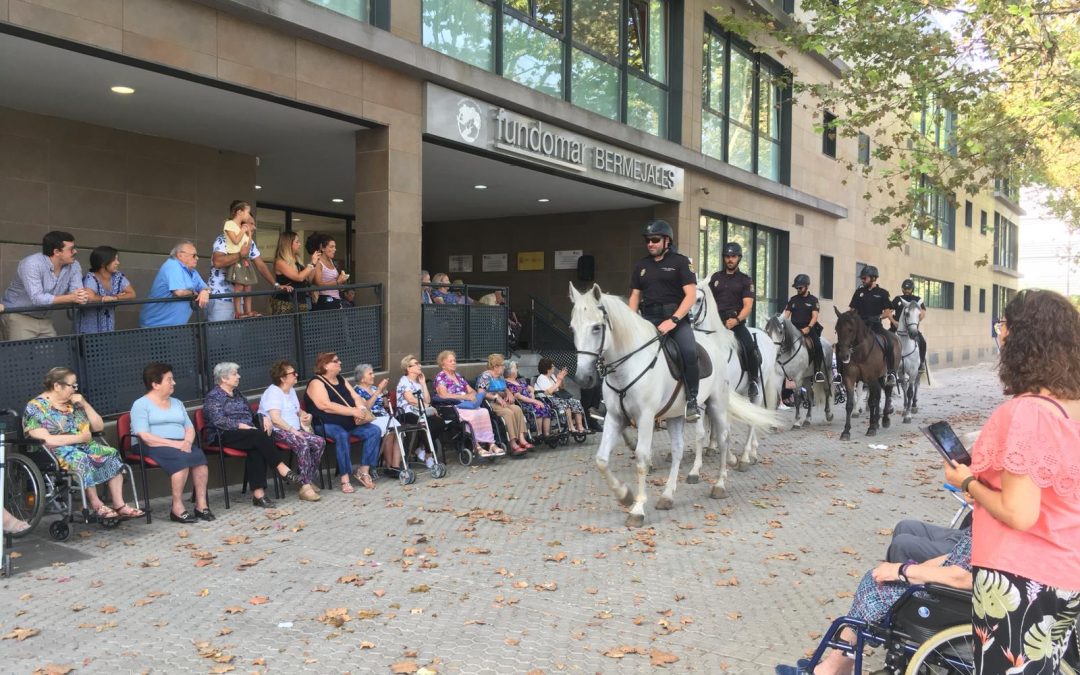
[848,284,895,371]
[785,292,825,375]
[891,293,928,368]
[630,250,699,402]
[708,269,760,383]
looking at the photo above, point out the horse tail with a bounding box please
[727,390,785,431]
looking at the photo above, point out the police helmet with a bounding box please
[860,265,879,279]
[792,274,811,289]
[723,242,743,258]
[901,278,915,292]
[642,219,674,240]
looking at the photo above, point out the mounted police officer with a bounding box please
[783,273,826,383]
[628,219,701,422]
[708,242,761,399]
[848,265,897,383]
[890,279,928,374]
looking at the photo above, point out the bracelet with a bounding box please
[961,476,977,494]
[898,562,911,583]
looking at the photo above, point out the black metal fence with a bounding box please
[420,284,509,364]
[0,285,383,418]
[529,295,578,376]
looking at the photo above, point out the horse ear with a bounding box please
[590,283,603,301]
[568,282,580,301]
[834,306,842,318]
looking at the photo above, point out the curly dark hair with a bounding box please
[998,289,1080,398]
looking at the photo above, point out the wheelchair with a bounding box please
[385,392,448,485]
[535,390,588,446]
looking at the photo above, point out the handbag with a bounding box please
[553,389,573,400]
[457,391,486,410]
[317,376,375,424]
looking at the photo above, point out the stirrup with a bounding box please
[748,381,760,399]
[813,371,827,383]
[885,372,898,385]
[684,398,700,422]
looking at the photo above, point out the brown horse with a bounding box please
[833,308,899,440]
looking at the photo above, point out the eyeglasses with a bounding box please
[724,255,740,259]
[59,381,78,390]
[284,370,297,377]
[330,358,341,363]
[180,250,199,258]
[994,320,1007,336]
[645,236,664,244]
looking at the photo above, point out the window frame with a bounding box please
[911,175,955,250]
[698,211,790,327]
[822,110,837,158]
[963,285,971,312]
[964,200,973,228]
[857,132,870,166]
[819,255,834,300]
[910,274,954,310]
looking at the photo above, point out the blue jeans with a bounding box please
[322,422,380,475]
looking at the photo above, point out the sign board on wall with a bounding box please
[554,250,583,270]
[448,255,473,273]
[425,84,684,201]
[517,251,545,271]
[482,253,508,272]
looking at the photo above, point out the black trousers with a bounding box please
[644,315,699,400]
[731,321,760,380]
[579,382,603,412]
[399,411,446,440]
[867,321,896,371]
[218,429,284,491]
[889,325,927,365]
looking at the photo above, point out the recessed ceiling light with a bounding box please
[293,218,302,222]
[254,185,262,190]
[110,86,135,95]
[537,198,550,203]
[474,185,488,190]
[331,198,344,203]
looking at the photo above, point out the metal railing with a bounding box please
[420,283,509,364]
[0,284,383,418]
[529,295,578,376]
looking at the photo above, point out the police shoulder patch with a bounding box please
[640,268,646,277]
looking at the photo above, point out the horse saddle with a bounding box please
[661,338,713,380]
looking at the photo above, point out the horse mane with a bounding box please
[597,292,659,353]
[835,309,869,343]
[696,282,738,353]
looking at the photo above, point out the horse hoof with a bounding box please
[912,406,919,414]
[826,413,834,422]
[726,455,737,468]
[736,461,750,473]
[618,490,636,507]
[903,416,912,424]
[791,424,801,431]
[655,496,674,510]
[710,485,728,499]
[882,418,891,429]
[686,474,700,485]
[853,411,862,418]
[664,453,673,463]
[840,432,851,441]
[625,513,645,528]
[866,428,877,437]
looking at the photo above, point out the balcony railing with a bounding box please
[420,283,509,364]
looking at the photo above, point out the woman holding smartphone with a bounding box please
[307,233,348,310]
[944,289,1080,674]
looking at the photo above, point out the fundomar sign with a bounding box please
[425,84,683,200]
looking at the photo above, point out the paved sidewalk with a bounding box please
[0,364,1003,674]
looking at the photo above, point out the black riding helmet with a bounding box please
[901,279,915,292]
[860,265,879,279]
[792,273,811,288]
[642,219,674,240]
[723,242,743,258]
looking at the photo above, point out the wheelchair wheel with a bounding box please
[572,431,588,444]
[49,520,70,542]
[430,463,447,479]
[545,435,559,449]
[4,453,44,537]
[903,623,974,675]
[459,448,473,466]
[559,432,570,447]
[398,468,416,486]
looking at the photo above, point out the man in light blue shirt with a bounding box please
[139,241,210,328]
[1,231,88,340]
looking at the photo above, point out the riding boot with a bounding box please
[917,335,928,374]
[683,372,700,422]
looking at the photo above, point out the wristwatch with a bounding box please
[670,314,681,323]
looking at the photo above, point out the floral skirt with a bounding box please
[53,441,124,488]
[973,566,1080,674]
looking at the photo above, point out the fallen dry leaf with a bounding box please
[390,660,418,674]
[32,666,74,675]
[2,627,40,641]
[249,595,269,605]
[359,641,376,650]
[650,649,680,667]
[223,606,245,615]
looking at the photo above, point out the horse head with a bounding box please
[897,298,921,339]
[569,282,607,389]
[833,307,864,365]
[764,314,786,346]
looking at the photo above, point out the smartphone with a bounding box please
[921,421,972,467]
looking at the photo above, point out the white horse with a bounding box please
[763,314,834,428]
[690,284,782,469]
[894,298,923,423]
[570,283,779,527]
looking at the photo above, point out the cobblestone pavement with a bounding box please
[0,364,1004,675]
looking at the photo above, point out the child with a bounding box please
[223,200,258,318]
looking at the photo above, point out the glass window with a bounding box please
[505,0,564,32]
[698,213,786,328]
[701,111,724,160]
[911,275,954,310]
[857,132,871,166]
[728,49,754,128]
[728,125,753,172]
[571,48,619,120]
[627,75,666,137]
[572,0,619,58]
[822,110,837,157]
[819,255,834,300]
[703,32,725,113]
[423,0,495,71]
[306,0,369,21]
[503,14,564,97]
[626,0,666,82]
[911,177,955,250]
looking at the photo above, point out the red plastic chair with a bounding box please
[195,407,284,509]
[116,412,155,524]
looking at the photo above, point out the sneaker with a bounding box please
[684,398,700,422]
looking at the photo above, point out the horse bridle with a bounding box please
[769,318,805,379]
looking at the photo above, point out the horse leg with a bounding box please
[882,380,893,429]
[803,384,814,427]
[840,383,855,441]
[902,378,913,424]
[791,385,803,430]
[626,422,655,527]
[656,418,685,511]
[737,428,754,471]
[595,420,634,511]
[867,381,881,436]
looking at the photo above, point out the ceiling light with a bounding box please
[474,185,488,190]
[537,198,550,203]
[110,86,135,95]
[254,185,262,190]
[293,218,302,222]
[331,198,344,203]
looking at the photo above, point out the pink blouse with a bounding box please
[970,396,1080,590]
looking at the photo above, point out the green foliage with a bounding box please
[715,0,1080,253]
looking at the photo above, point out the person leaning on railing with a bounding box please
[139,241,210,328]
[1,230,88,341]
[270,232,318,315]
[207,212,280,322]
[79,245,136,334]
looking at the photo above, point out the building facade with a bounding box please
[0,0,1022,369]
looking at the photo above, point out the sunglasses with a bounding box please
[645,236,664,244]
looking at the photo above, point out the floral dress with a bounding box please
[355,385,400,437]
[23,396,123,487]
[506,378,552,418]
[433,370,494,443]
[78,270,130,333]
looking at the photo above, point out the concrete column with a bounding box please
[354,126,422,372]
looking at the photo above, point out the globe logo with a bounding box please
[456,99,483,144]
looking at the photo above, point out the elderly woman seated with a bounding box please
[353,363,404,472]
[535,357,587,434]
[204,362,303,508]
[429,273,456,305]
[774,529,973,675]
[303,351,381,492]
[434,350,505,458]
[258,360,324,502]
[505,360,552,440]
[396,354,444,468]
[477,353,531,456]
[130,362,212,523]
[24,367,143,520]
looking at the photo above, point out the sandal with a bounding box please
[94,504,119,520]
[3,515,30,534]
[490,445,507,457]
[476,446,494,458]
[340,480,355,494]
[112,504,145,519]
[357,472,376,490]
